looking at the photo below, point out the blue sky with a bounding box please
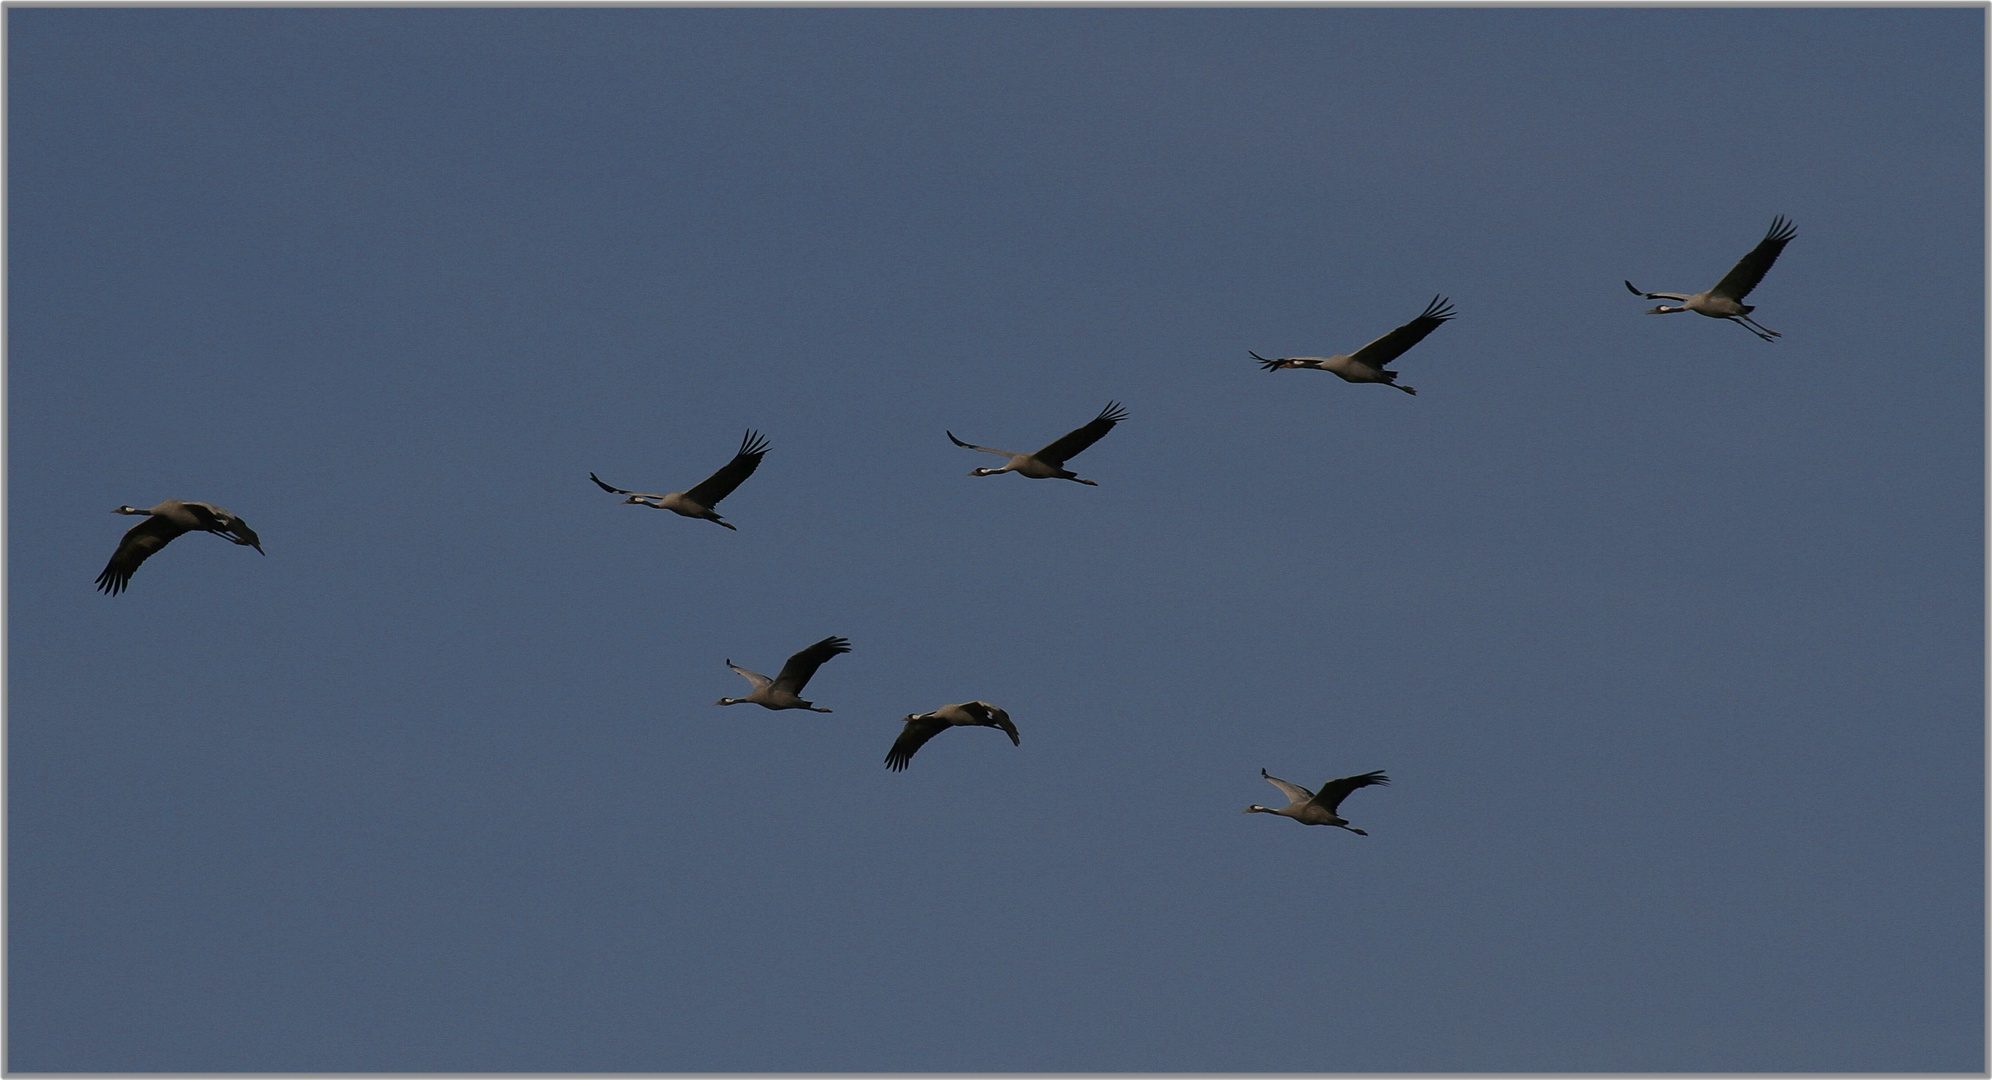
[8,7,1983,1072]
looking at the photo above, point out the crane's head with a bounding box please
[1645,304,1683,315]
[968,467,1002,477]
[715,697,743,706]
[112,505,147,515]
[1243,804,1277,815]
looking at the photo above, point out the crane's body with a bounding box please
[885,701,1018,771]
[716,636,850,712]
[1253,296,1454,396]
[1626,216,1796,342]
[948,402,1126,486]
[1245,769,1389,834]
[592,430,769,530]
[96,500,264,596]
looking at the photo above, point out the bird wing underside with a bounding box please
[684,430,770,509]
[1709,216,1796,302]
[1310,771,1390,813]
[1033,401,1127,466]
[772,636,851,693]
[884,714,946,771]
[1348,297,1454,371]
[590,473,667,500]
[1261,771,1316,807]
[95,516,184,595]
[947,431,1016,458]
[727,663,774,691]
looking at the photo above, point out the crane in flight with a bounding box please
[947,402,1127,486]
[1244,768,1390,834]
[884,701,1019,771]
[716,636,850,712]
[1252,296,1454,395]
[591,430,769,531]
[96,500,263,596]
[1625,216,1796,342]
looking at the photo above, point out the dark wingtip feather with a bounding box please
[738,430,771,458]
[1250,351,1283,371]
[1097,400,1128,425]
[1624,280,1643,296]
[1422,295,1456,323]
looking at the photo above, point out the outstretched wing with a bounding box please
[884,713,948,771]
[772,635,850,695]
[95,515,186,596]
[1623,280,1676,301]
[959,701,1020,745]
[590,473,667,500]
[203,507,263,553]
[1260,769,1316,807]
[1349,297,1454,371]
[726,662,773,692]
[685,430,770,509]
[947,431,1016,458]
[1034,401,1127,466]
[219,517,262,551]
[1709,216,1796,302]
[182,502,264,552]
[1309,770,1390,814]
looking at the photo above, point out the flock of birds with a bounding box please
[94,217,1798,829]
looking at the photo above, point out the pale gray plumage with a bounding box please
[1244,768,1389,834]
[592,430,769,530]
[1252,296,1453,395]
[947,402,1126,485]
[96,500,264,596]
[716,635,850,712]
[885,701,1018,771]
[1625,216,1796,342]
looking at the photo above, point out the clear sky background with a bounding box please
[8,7,1983,1073]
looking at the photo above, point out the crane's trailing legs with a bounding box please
[1732,314,1780,341]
